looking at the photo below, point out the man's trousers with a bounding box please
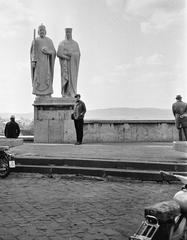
[74,119,84,143]
[179,127,187,141]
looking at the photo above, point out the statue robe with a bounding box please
[57,39,80,97]
[30,36,56,96]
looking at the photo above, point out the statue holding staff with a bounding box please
[30,24,56,97]
[57,28,81,98]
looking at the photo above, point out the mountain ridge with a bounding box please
[0,107,174,120]
[85,107,173,120]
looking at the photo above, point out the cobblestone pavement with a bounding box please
[0,173,181,240]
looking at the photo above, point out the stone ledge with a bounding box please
[173,141,187,153]
[84,119,175,124]
[33,97,76,106]
[0,136,34,142]
[0,139,23,148]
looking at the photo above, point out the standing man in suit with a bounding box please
[72,94,86,145]
[172,95,187,141]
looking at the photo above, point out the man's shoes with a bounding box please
[75,142,82,145]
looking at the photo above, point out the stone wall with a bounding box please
[33,98,179,143]
[83,120,179,142]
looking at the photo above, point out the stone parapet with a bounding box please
[0,139,23,148]
[0,120,179,143]
[83,119,179,142]
[32,98,180,143]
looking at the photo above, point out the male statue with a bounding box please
[57,28,81,97]
[30,24,56,97]
[172,95,187,141]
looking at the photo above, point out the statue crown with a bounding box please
[38,23,46,30]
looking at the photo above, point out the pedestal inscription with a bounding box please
[33,97,76,143]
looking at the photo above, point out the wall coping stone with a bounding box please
[84,119,175,124]
[0,139,23,147]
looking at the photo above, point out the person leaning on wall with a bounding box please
[4,115,20,138]
[172,95,187,141]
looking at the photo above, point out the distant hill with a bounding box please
[0,108,174,120]
[85,108,174,120]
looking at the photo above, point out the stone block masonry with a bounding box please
[33,97,76,143]
[84,120,179,142]
[33,97,180,143]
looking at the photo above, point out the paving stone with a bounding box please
[0,173,182,239]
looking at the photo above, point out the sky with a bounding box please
[0,0,186,113]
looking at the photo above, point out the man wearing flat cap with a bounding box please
[172,95,187,141]
[72,94,86,145]
[4,115,20,138]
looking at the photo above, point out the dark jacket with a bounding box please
[172,100,187,128]
[4,120,20,138]
[73,100,86,120]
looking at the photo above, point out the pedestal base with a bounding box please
[33,97,76,143]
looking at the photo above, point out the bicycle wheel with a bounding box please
[0,156,10,178]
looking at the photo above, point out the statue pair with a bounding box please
[30,24,81,98]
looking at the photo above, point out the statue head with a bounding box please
[38,23,47,38]
[65,28,72,40]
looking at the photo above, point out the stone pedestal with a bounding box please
[173,141,187,153]
[33,97,76,143]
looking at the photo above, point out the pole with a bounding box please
[32,29,37,62]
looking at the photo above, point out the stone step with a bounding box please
[12,164,186,182]
[14,156,187,172]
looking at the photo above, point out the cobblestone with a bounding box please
[0,173,182,239]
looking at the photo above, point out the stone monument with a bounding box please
[57,28,81,97]
[31,26,80,143]
[30,24,56,97]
